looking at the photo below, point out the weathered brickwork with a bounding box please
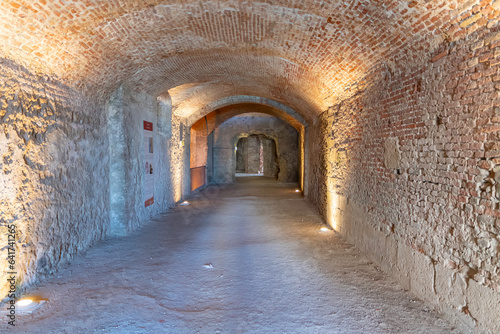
[312,24,500,333]
[0,1,494,120]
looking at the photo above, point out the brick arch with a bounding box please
[186,95,307,129]
[0,0,483,107]
[138,53,328,119]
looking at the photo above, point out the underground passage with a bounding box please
[1,1,500,333]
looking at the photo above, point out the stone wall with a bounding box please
[244,135,261,174]
[235,138,246,172]
[311,25,500,333]
[107,84,190,236]
[211,115,299,183]
[0,59,109,299]
[261,136,278,178]
[0,63,190,301]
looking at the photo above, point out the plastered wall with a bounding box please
[107,84,190,236]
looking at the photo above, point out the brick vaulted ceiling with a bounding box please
[0,0,494,120]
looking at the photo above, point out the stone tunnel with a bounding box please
[0,1,499,333]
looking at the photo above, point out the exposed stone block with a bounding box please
[383,137,401,170]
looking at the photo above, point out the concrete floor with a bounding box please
[3,177,462,333]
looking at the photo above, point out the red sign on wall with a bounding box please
[144,121,153,131]
[144,121,154,207]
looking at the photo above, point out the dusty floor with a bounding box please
[3,177,463,333]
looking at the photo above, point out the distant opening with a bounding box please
[235,135,279,178]
[197,108,302,185]
[190,117,208,191]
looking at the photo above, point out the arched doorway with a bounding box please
[235,134,279,179]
